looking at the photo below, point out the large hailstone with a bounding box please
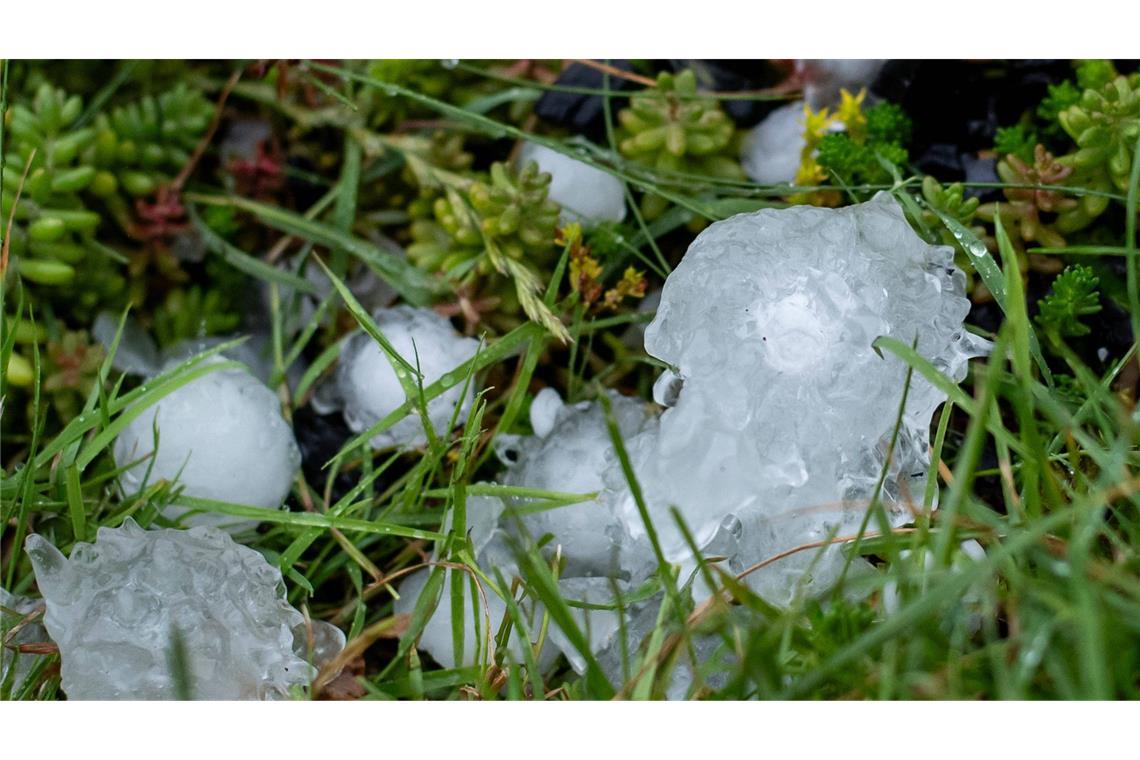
[113,359,300,531]
[518,142,626,226]
[314,306,480,450]
[610,193,989,602]
[497,388,655,578]
[24,520,316,700]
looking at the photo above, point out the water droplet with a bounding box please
[440,59,459,70]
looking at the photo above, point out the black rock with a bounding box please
[534,60,637,141]
[292,405,360,504]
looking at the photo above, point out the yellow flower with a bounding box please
[802,104,835,150]
[835,88,868,140]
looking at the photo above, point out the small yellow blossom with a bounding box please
[801,104,835,150]
[835,88,868,140]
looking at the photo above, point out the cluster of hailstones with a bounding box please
[20,191,988,697]
[399,193,991,679]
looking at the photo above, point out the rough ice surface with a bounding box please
[740,102,808,186]
[314,305,480,450]
[610,193,989,604]
[24,520,313,700]
[499,389,656,578]
[292,619,348,672]
[401,194,987,684]
[1,588,48,694]
[518,142,626,226]
[112,358,300,531]
[796,59,886,108]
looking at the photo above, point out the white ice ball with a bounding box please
[113,359,300,531]
[739,101,807,186]
[319,306,480,450]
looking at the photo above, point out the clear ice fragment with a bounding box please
[25,520,313,700]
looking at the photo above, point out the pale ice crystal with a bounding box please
[610,193,989,603]
[24,520,316,700]
[400,193,987,679]
[314,306,480,450]
[112,358,300,531]
[739,102,808,186]
[518,142,627,226]
[499,389,655,577]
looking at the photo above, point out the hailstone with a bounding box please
[314,306,480,450]
[518,142,626,226]
[393,565,554,671]
[498,389,655,577]
[25,520,315,700]
[112,358,300,531]
[739,102,808,186]
[609,193,989,603]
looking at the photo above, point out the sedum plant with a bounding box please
[617,69,743,217]
[1056,68,1140,194]
[408,160,567,339]
[3,81,211,300]
[977,144,1101,255]
[1035,264,1101,338]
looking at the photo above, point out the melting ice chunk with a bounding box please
[612,193,989,600]
[500,390,655,577]
[315,306,480,450]
[518,142,626,226]
[24,520,321,700]
[112,358,300,531]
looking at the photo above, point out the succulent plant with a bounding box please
[1057,71,1140,193]
[3,83,105,287]
[921,176,984,246]
[3,81,210,308]
[977,144,1096,250]
[813,92,913,194]
[1035,264,1101,338]
[42,330,106,420]
[152,286,241,348]
[407,161,568,340]
[617,69,743,216]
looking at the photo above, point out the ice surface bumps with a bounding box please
[315,305,480,449]
[112,359,300,531]
[613,192,989,602]
[402,193,987,673]
[24,520,315,700]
